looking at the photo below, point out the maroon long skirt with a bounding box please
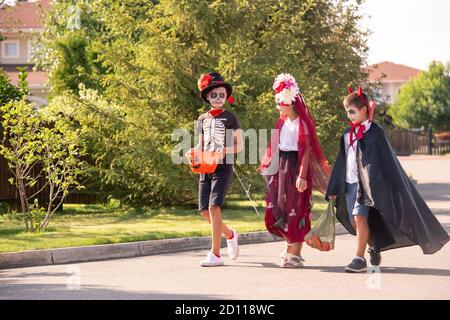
[264,150,313,243]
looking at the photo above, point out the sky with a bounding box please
[359,0,450,70]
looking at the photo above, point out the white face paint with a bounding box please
[345,104,368,124]
[206,87,227,109]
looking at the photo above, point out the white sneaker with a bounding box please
[226,230,239,260]
[200,252,224,267]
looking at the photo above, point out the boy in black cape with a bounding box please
[326,86,449,273]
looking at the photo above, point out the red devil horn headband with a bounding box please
[348,85,367,107]
[357,86,367,107]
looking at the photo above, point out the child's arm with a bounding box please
[223,129,244,154]
[193,134,204,151]
[296,134,311,192]
[194,115,208,150]
[217,129,243,160]
[299,133,311,180]
[185,117,204,159]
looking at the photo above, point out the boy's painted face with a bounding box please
[345,104,368,124]
[206,87,227,109]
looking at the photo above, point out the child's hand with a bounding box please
[328,195,337,200]
[216,147,225,160]
[185,147,200,161]
[296,177,308,193]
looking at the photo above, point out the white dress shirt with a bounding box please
[344,119,371,183]
[278,117,310,152]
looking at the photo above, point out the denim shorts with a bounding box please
[345,183,370,220]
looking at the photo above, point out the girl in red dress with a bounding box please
[260,73,331,268]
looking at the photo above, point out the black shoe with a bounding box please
[345,257,367,273]
[368,248,382,266]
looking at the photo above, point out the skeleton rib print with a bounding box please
[203,118,225,151]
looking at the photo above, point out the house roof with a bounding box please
[363,61,422,83]
[0,0,51,31]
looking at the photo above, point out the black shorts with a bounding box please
[198,164,233,211]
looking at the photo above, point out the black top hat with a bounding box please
[198,72,233,103]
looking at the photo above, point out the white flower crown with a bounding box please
[273,73,300,105]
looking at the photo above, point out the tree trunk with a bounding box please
[40,183,55,230]
[16,168,30,232]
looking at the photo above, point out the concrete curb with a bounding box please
[0,224,348,270]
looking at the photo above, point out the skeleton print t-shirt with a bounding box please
[196,110,241,163]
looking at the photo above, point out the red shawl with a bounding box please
[259,95,331,194]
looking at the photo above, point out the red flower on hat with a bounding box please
[198,74,213,91]
[275,82,286,94]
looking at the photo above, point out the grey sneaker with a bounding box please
[345,257,367,273]
[368,248,382,266]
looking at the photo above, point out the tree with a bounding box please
[36,0,369,206]
[389,61,450,131]
[0,68,24,106]
[0,99,86,232]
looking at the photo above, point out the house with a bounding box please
[0,0,51,106]
[363,61,422,104]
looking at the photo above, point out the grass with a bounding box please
[0,193,328,253]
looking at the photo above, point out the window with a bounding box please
[2,40,20,59]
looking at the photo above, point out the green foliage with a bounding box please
[389,61,450,131]
[0,69,24,106]
[16,67,31,96]
[37,0,368,206]
[0,99,86,232]
[29,199,47,232]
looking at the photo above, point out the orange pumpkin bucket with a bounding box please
[186,148,219,174]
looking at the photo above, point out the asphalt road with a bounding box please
[1,156,449,300]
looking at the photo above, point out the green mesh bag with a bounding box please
[305,199,336,251]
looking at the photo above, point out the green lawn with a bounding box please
[0,193,328,253]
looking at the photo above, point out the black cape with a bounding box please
[326,122,449,254]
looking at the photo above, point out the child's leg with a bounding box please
[354,214,369,258]
[281,240,304,267]
[352,219,374,247]
[282,236,303,256]
[205,165,233,257]
[209,205,224,256]
[200,210,233,239]
[289,242,303,256]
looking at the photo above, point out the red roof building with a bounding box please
[363,61,422,104]
[1,0,51,105]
